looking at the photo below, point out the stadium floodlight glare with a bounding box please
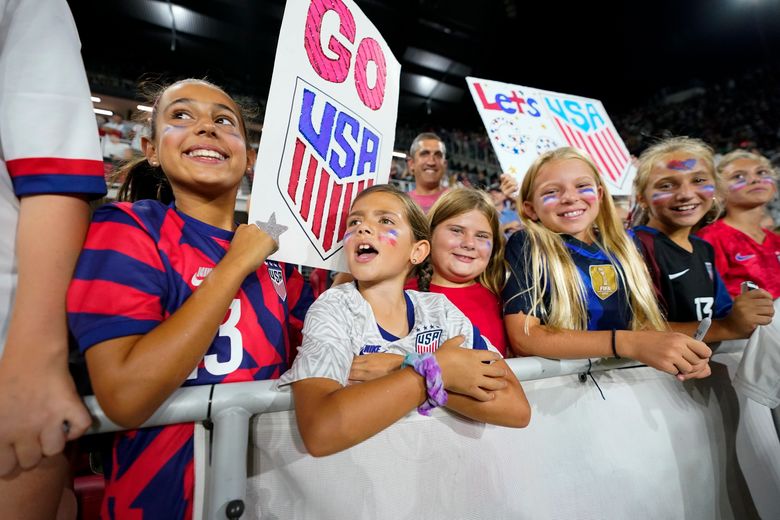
[90,96,101,103]
[137,104,153,112]
[93,108,113,116]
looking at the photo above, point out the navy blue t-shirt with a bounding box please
[502,230,633,331]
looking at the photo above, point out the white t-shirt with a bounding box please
[0,0,106,347]
[278,282,497,387]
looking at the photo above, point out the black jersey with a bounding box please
[633,226,732,322]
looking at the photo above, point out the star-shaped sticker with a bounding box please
[254,212,288,244]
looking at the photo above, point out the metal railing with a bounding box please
[84,355,657,518]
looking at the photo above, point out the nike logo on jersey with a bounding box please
[668,269,690,280]
[359,345,385,355]
[735,253,755,262]
[191,266,213,286]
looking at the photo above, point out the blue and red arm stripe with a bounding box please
[68,279,163,320]
[73,249,166,296]
[83,222,166,272]
[68,315,159,352]
[7,157,106,198]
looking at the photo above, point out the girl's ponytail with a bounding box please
[114,158,173,203]
[416,259,433,292]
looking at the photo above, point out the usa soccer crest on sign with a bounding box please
[278,78,382,260]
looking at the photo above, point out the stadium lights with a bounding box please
[91,96,101,103]
[392,151,407,159]
[137,104,153,112]
[93,108,113,116]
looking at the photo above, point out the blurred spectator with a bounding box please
[101,133,132,162]
[487,184,522,237]
[100,112,127,138]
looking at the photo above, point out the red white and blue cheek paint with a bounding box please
[650,191,674,205]
[577,187,598,202]
[759,177,777,187]
[541,194,559,206]
[696,184,716,199]
[342,230,355,243]
[728,179,748,192]
[378,229,399,246]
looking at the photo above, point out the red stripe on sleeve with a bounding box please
[68,279,163,319]
[84,221,165,271]
[6,157,105,177]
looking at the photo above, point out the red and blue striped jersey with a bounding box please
[67,199,312,519]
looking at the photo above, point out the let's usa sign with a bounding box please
[466,77,635,195]
[251,0,400,270]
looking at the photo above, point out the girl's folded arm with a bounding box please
[444,359,530,428]
[292,370,427,457]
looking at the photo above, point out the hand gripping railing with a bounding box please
[83,356,645,519]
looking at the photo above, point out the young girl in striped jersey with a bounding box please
[66,79,312,518]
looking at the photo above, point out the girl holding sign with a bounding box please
[279,184,529,457]
[67,79,312,518]
[632,138,774,341]
[502,147,711,380]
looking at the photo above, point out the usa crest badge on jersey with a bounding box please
[266,261,287,301]
[415,328,443,354]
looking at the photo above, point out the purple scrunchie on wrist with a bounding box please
[402,352,448,415]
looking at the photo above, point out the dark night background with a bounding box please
[67,0,780,155]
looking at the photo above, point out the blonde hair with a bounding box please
[717,149,776,177]
[508,147,665,332]
[633,137,721,226]
[422,188,506,296]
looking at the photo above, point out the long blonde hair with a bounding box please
[632,137,721,227]
[421,188,506,296]
[508,147,665,332]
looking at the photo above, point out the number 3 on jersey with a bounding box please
[187,299,244,379]
[694,297,714,321]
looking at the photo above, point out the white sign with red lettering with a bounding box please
[466,77,635,195]
[251,0,400,270]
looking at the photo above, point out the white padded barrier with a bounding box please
[244,348,773,520]
[84,345,780,519]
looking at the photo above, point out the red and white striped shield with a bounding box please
[548,111,631,187]
[279,79,381,260]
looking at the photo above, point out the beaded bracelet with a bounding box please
[401,352,448,415]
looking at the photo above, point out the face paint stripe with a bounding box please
[667,158,697,171]
[542,195,559,206]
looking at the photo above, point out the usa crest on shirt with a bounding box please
[415,327,443,354]
[266,261,287,301]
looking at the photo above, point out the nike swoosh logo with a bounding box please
[668,269,690,280]
[735,253,755,262]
